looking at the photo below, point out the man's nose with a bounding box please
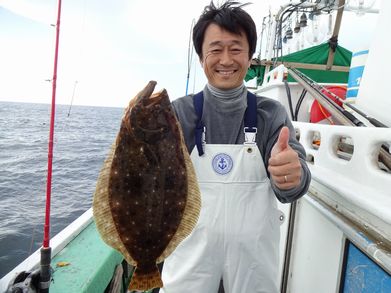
[219,48,234,65]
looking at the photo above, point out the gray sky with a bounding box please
[0,0,381,107]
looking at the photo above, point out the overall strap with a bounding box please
[193,90,258,156]
[193,91,205,156]
[244,91,258,144]
[244,91,257,132]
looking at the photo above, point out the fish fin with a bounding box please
[158,120,201,262]
[128,265,163,291]
[93,142,136,266]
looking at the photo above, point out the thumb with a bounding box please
[271,126,290,156]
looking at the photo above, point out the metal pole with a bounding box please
[326,0,346,70]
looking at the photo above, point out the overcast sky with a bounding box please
[0,0,381,107]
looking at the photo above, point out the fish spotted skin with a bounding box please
[110,81,187,277]
[93,81,201,291]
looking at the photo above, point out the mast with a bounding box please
[326,0,346,70]
[40,0,62,291]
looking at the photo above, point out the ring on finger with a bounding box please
[284,175,288,183]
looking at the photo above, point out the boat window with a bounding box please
[295,127,300,141]
[306,153,314,165]
[334,135,354,161]
[308,130,321,150]
[377,142,391,174]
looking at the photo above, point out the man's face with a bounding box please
[200,23,251,90]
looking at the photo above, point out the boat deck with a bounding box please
[50,221,124,293]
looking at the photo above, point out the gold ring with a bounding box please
[284,175,288,183]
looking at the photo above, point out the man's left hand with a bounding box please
[268,126,302,190]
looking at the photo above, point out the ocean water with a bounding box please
[0,101,124,278]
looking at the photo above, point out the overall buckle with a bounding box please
[244,127,257,145]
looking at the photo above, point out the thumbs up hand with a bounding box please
[268,126,302,190]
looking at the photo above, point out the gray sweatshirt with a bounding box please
[171,84,311,203]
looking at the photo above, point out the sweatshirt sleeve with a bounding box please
[171,95,197,153]
[262,100,311,203]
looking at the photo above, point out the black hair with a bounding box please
[193,1,257,60]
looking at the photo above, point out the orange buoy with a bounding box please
[310,86,346,124]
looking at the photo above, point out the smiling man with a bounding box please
[159,1,311,292]
[201,22,251,89]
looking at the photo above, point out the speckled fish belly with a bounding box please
[93,81,201,291]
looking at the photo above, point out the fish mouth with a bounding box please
[136,80,156,102]
[136,80,167,108]
[124,81,170,141]
[146,91,166,108]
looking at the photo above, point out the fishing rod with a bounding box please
[257,16,267,60]
[291,67,388,128]
[185,19,195,96]
[67,80,78,117]
[41,0,62,292]
[288,67,365,126]
[315,85,387,128]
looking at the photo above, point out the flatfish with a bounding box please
[93,81,201,290]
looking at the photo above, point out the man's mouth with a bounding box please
[216,70,236,76]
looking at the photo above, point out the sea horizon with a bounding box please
[0,101,123,278]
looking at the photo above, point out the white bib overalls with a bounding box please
[160,140,281,292]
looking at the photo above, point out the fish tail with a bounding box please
[128,265,163,291]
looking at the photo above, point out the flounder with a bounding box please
[93,81,201,290]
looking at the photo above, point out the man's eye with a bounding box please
[230,48,242,54]
[211,49,222,54]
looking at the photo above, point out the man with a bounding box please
[160,1,311,292]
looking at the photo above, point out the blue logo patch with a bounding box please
[212,153,233,175]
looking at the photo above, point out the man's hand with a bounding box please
[268,126,302,190]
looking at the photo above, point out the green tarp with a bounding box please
[246,43,352,85]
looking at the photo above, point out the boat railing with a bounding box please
[293,121,391,270]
